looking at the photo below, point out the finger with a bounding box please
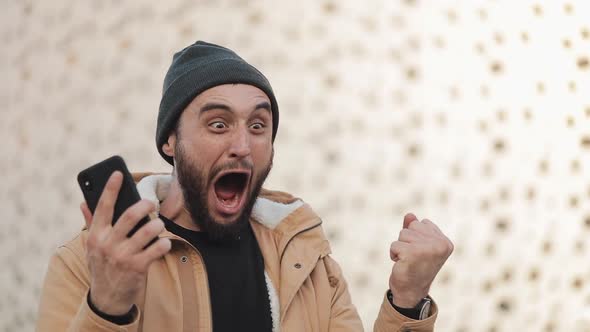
[93,171,123,229]
[390,241,411,261]
[408,219,436,237]
[109,200,156,242]
[124,218,166,254]
[398,228,422,243]
[403,213,418,229]
[135,238,172,270]
[80,202,93,228]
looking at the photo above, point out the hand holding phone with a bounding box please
[78,155,151,235]
[77,156,171,316]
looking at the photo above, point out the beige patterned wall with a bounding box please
[3,1,590,331]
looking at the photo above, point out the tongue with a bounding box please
[217,186,238,200]
[215,176,242,200]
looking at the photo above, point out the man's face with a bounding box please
[171,84,274,240]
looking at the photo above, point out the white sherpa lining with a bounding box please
[136,174,303,229]
[265,271,280,332]
[136,174,304,331]
[136,174,172,211]
[251,197,304,230]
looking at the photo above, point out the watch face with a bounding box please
[418,299,432,320]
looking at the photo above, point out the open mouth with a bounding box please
[212,170,250,216]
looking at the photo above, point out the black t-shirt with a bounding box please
[160,215,272,332]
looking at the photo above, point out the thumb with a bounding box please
[403,213,418,229]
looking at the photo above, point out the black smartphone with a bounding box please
[77,155,152,239]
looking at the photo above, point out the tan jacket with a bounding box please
[37,174,438,331]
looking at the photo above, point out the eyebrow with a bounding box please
[199,103,231,114]
[254,101,272,114]
[198,101,272,115]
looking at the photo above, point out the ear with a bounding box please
[162,132,177,158]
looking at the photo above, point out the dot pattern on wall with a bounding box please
[2,1,590,331]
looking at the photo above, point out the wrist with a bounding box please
[89,290,133,317]
[388,286,428,308]
[87,291,135,325]
[387,290,432,320]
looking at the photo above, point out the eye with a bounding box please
[209,121,228,130]
[249,122,266,132]
[250,123,264,130]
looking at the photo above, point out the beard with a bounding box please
[174,142,272,242]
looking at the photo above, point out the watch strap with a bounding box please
[387,290,432,320]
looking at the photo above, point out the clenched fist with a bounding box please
[388,213,453,308]
[80,171,172,316]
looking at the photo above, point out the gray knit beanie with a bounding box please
[156,40,279,165]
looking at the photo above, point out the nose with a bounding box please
[228,126,251,159]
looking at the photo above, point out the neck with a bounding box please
[159,175,201,231]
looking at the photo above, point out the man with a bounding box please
[37,41,453,331]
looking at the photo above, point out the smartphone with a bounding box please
[77,155,153,241]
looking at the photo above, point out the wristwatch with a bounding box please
[387,290,432,320]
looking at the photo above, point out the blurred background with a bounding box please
[2,0,590,331]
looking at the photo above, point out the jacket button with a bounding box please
[180,256,188,263]
[294,263,302,269]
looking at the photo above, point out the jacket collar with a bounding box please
[134,173,320,242]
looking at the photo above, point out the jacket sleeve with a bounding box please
[373,291,437,332]
[324,256,438,332]
[36,244,140,332]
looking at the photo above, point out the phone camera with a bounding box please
[83,180,93,191]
